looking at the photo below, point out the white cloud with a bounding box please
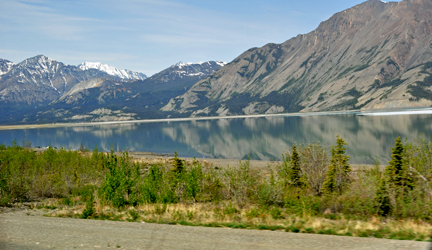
[0,1,97,41]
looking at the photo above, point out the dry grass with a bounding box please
[35,198,432,241]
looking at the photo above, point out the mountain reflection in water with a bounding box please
[1,113,432,164]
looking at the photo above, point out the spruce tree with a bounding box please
[289,145,303,187]
[322,164,337,194]
[173,151,184,173]
[385,136,414,190]
[322,136,351,195]
[384,136,414,196]
[375,178,391,216]
[376,136,415,216]
[386,137,403,185]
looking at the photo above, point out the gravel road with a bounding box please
[0,209,430,250]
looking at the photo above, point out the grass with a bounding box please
[34,199,432,241]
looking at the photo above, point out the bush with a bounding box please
[270,207,284,219]
[284,194,321,217]
[128,209,140,221]
[81,195,95,219]
[98,151,139,207]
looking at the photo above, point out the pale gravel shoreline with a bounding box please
[30,148,374,170]
[127,151,375,170]
[2,107,430,131]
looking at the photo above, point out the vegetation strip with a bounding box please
[1,137,432,241]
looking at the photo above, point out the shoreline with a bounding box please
[31,148,375,169]
[0,106,431,131]
[122,151,375,170]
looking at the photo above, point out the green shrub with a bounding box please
[61,197,72,206]
[98,151,139,207]
[128,209,140,221]
[245,207,261,218]
[270,207,284,219]
[284,194,321,217]
[183,163,203,201]
[81,195,95,219]
[223,202,239,215]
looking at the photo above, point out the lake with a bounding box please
[1,109,432,164]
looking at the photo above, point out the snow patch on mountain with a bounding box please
[216,61,227,67]
[173,61,194,68]
[168,61,227,78]
[79,62,147,80]
[173,61,227,69]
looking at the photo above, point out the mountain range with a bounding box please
[2,0,432,124]
[0,55,225,123]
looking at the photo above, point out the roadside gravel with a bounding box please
[0,209,430,250]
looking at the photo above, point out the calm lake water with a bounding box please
[1,110,432,164]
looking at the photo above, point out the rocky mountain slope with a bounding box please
[162,0,432,116]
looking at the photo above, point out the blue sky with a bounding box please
[0,0,401,76]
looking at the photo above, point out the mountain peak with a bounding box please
[18,55,57,67]
[33,54,54,62]
[78,62,147,80]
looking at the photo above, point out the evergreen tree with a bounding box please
[289,145,303,187]
[173,151,184,173]
[322,136,351,195]
[376,137,415,216]
[322,164,337,194]
[385,137,414,190]
[375,178,391,216]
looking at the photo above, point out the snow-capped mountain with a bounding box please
[52,60,226,109]
[0,55,226,124]
[40,60,226,123]
[78,62,147,80]
[0,59,14,76]
[0,55,114,105]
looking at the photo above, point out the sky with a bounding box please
[0,0,402,76]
